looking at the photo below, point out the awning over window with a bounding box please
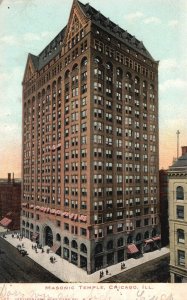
[144,239,154,244]
[32,233,39,240]
[79,215,87,222]
[50,209,56,214]
[62,212,69,217]
[0,217,12,227]
[127,244,139,254]
[152,236,161,241]
[69,213,75,219]
[74,214,78,220]
[56,210,61,216]
[50,243,61,253]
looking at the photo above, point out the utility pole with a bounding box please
[176,130,180,159]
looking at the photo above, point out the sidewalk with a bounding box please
[2,234,169,283]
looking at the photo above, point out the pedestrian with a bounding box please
[41,248,44,253]
[106,269,109,275]
[100,271,102,279]
[35,248,38,253]
[12,234,14,238]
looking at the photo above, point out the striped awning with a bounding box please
[56,210,61,216]
[144,239,154,244]
[74,214,78,220]
[50,243,61,253]
[69,213,74,219]
[0,217,12,227]
[152,236,161,241]
[127,244,139,254]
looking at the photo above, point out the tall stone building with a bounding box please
[21,0,160,273]
[168,146,187,283]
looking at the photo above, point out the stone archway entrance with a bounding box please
[44,226,53,247]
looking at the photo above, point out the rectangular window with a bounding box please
[177,206,184,219]
[178,250,185,266]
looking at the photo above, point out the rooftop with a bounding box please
[29,0,155,71]
[169,152,187,172]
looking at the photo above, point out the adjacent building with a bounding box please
[21,0,160,274]
[168,146,187,283]
[159,169,169,247]
[0,173,21,230]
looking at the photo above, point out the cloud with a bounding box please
[124,11,144,22]
[168,20,179,28]
[0,31,54,46]
[0,35,18,46]
[159,58,178,71]
[160,79,187,92]
[143,17,161,25]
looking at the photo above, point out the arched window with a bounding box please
[81,57,88,67]
[106,62,113,71]
[56,233,61,241]
[65,69,70,79]
[36,225,40,232]
[52,81,56,90]
[117,237,123,247]
[71,240,78,249]
[134,76,140,84]
[176,186,184,200]
[64,237,69,245]
[72,63,78,72]
[116,68,123,77]
[152,228,157,237]
[80,243,87,253]
[127,235,133,244]
[22,220,25,226]
[107,240,113,250]
[30,223,33,229]
[26,222,29,228]
[94,56,102,64]
[144,231,149,239]
[143,81,147,88]
[177,229,185,243]
[136,233,142,242]
[95,243,103,254]
[126,72,132,79]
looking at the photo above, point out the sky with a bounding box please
[0,0,187,178]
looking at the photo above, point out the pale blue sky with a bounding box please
[0,0,187,177]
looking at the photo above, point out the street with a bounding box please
[102,253,170,283]
[0,237,62,283]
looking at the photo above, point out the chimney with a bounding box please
[12,173,15,183]
[182,146,187,156]
[8,173,11,182]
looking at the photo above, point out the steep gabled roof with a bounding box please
[78,1,154,60]
[24,0,156,78]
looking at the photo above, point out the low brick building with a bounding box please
[0,173,21,230]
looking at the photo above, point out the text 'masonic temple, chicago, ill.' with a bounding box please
[21,0,160,274]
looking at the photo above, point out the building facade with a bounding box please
[21,0,160,273]
[0,173,21,230]
[168,146,187,283]
[159,169,169,247]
